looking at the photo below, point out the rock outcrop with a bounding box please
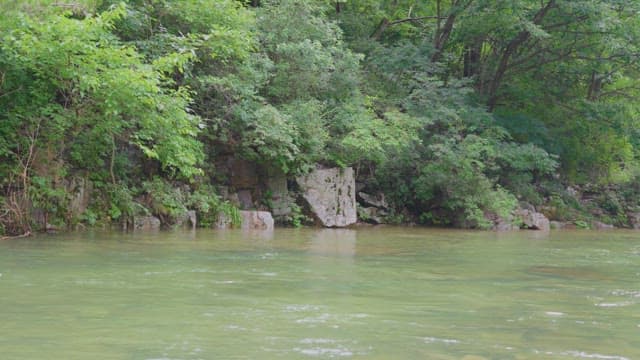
[358,192,388,210]
[134,216,161,231]
[356,191,389,224]
[358,206,385,224]
[515,208,550,231]
[175,210,197,229]
[240,210,274,230]
[237,189,254,210]
[296,167,357,227]
[492,217,520,231]
[550,221,567,230]
[65,177,92,219]
[267,171,294,220]
[628,212,640,229]
[228,157,260,190]
[592,221,614,230]
[214,212,233,229]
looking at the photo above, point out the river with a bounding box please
[1,228,638,359]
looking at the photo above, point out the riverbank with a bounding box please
[2,164,639,237]
[3,2,640,238]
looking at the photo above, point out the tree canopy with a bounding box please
[1,0,639,233]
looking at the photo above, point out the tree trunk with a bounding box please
[463,42,481,77]
[431,10,457,63]
[486,0,556,111]
[587,71,602,101]
[431,1,475,63]
[371,18,390,40]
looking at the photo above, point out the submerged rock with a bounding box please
[240,210,274,230]
[296,167,357,227]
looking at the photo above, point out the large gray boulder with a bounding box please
[296,167,357,227]
[515,208,550,231]
[240,211,274,230]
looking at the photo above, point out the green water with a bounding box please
[1,228,639,359]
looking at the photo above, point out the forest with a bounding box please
[1,0,640,235]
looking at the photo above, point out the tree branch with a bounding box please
[370,16,447,40]
[487,0,557,110]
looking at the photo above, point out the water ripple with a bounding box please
[535,350,629,360]
[423,336,461,345]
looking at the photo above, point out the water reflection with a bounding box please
[308,229,356,258]
[241,228,275,242]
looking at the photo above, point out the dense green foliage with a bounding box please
[1,0,639,234]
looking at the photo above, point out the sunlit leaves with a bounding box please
[1,5,203,179]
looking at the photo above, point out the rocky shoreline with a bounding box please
[15,162,638,236]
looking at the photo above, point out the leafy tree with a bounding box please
[0,4,203,233]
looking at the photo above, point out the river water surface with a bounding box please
[1,228,639,359]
